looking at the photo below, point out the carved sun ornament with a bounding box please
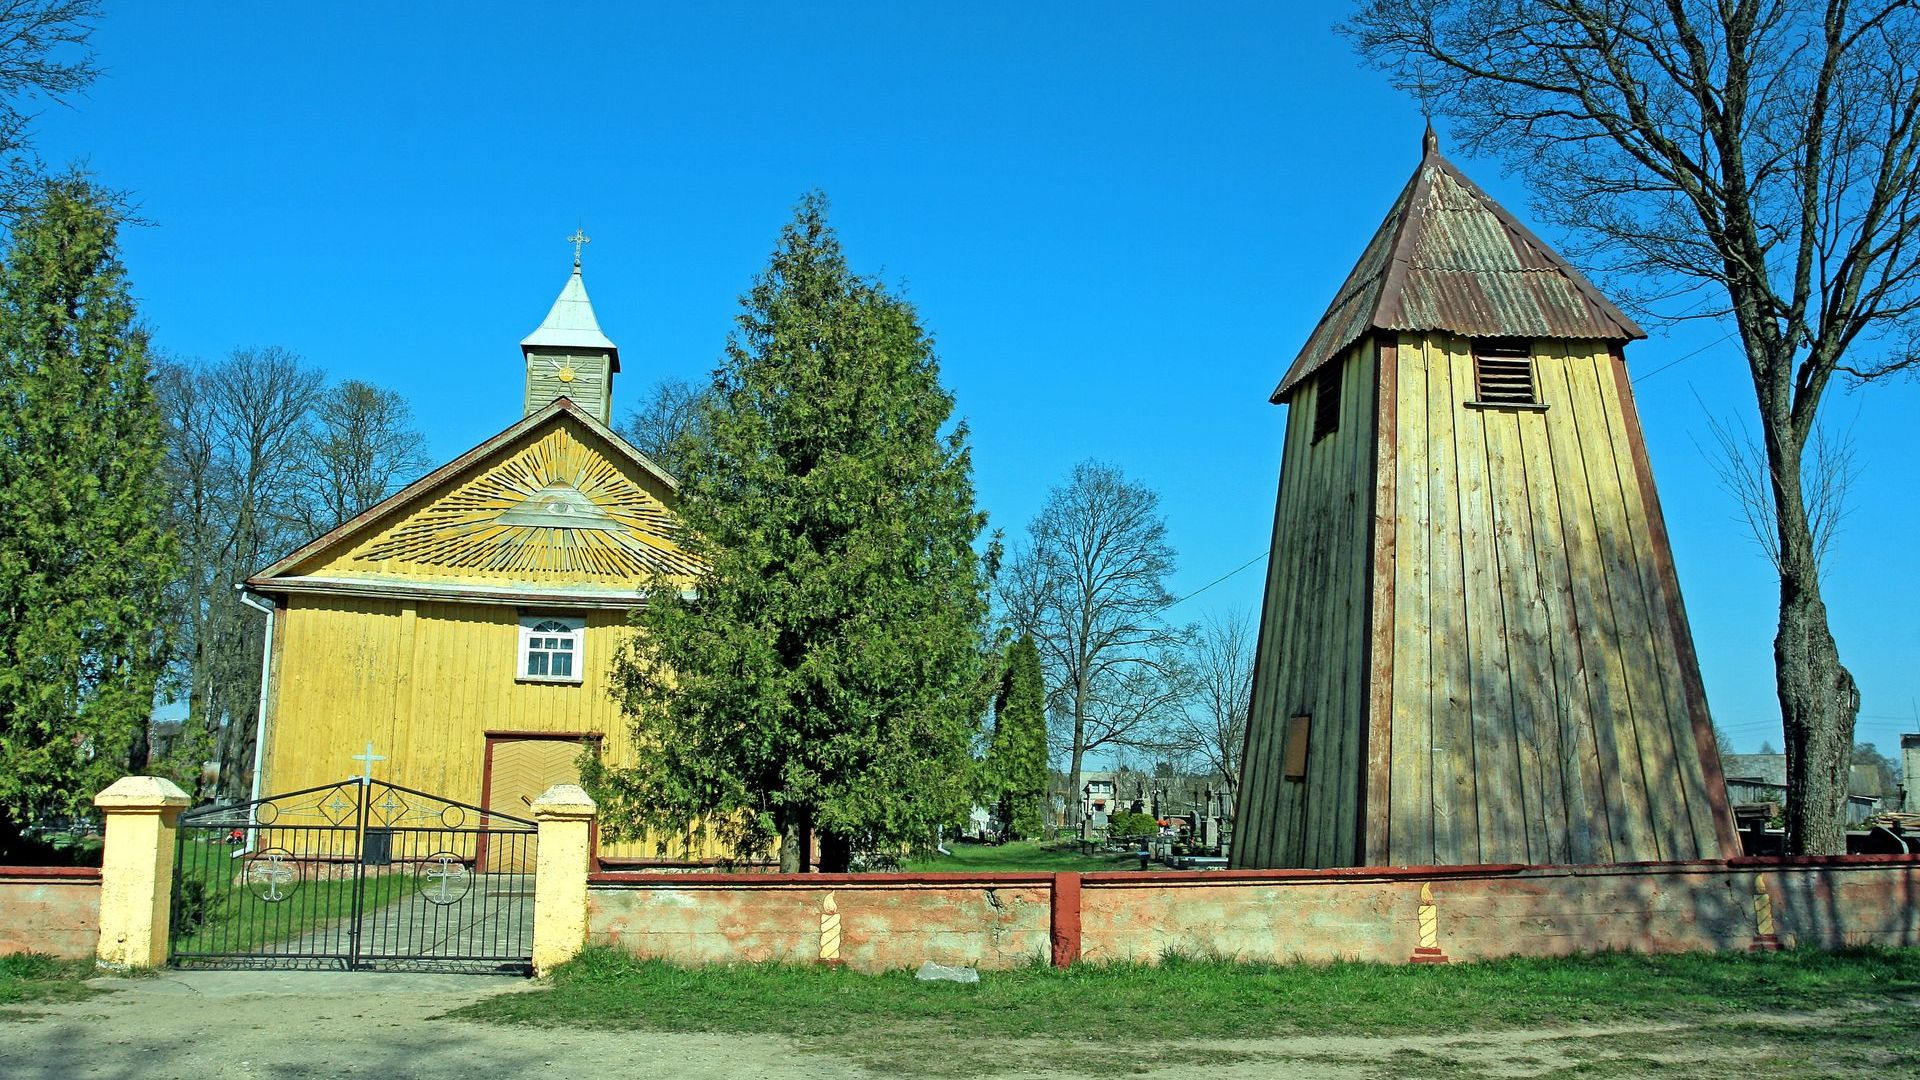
[359,428,699,577]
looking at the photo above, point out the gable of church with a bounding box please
[252,401,698,602]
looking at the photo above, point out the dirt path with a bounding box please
[0,971,855,1080]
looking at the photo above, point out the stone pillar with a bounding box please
[93,776,191,970]
[531,783,597,976]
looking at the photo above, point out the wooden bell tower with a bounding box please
[1231,131,1738,870]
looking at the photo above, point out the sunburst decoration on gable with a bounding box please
[357,427,701,578]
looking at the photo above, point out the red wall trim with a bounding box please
[1051,872,1082,968]
[0,866,101,881]
[585,853,1920,892]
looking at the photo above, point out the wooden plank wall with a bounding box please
[1381,335,1725,866]
[1232,340,1378,869]
[259,593,725,861]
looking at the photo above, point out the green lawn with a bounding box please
[452,946,1920,1078]
[0,955,96,1019]
[898,838,1153,873]
[170,839,420,957]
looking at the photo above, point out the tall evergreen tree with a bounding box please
[986,635,1049,840]
[0,177,174,850]
[592,193,993,872]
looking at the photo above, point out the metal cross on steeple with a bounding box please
[568,228,590,269]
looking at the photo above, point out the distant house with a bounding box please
[1721,753,1893,802]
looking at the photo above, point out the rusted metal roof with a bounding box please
[1274,132,1644,402]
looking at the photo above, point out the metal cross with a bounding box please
[568,227,590,267]
[425,854,465,903]
[352,741,385,787]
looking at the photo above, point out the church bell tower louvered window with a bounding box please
[1471,339,1540,407]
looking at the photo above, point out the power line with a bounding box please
[1632,332,1734,384]
[1161,551,1267,613]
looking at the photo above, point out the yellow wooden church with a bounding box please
[245,249,720,863]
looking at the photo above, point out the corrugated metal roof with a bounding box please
[1274,135,1644,401]
[522,266,621,371]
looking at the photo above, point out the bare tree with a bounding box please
[159,347,323,800]
[0,1,99,218]
[1348,0,1920,852]
[1000,460,1188,826]
[1167,610,1255,793]
[618,375,706,480]
[298,379,430,534]
[1701,406,1859,575]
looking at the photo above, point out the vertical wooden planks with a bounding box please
[1481,396,1562,864]
[1534,344,1655,860]
[1235,376,1311,867]
[1564,347,1689,860]
[1425,337,1478,865]
[1515,373,1613,865]
[1297,353,1344,864]
[1362,335,1399,867]
[1327,343,1376,866]
[1389,336,1434,867]
[1450,339,1524,864]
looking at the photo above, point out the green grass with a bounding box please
[0,954,97,1018]
[451,946,1920,1077]
[169,838,420,956]
[899,838,1153,873]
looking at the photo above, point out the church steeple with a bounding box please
[521,231,620,423]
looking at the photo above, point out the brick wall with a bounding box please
[588,856,1920,972]
[0,866,102,960]
[590,872,1052,970]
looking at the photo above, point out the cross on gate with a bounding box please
[352,741,385,788]
[425,853,465,903]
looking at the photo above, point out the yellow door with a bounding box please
[486,738,589,817]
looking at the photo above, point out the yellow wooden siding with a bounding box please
[259,593,725,862]
[1234,338,1378,869]
[289,414,694,590]
[1383,335,1722,865]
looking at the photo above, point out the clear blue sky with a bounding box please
[43,3,1920,757]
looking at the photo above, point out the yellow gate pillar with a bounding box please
[93,776,191,970]
[531,784,597,976]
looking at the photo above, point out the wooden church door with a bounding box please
[480,733,600,867]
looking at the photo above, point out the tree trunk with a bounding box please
[779,808,806,873]
[1067,679,1088,831]
[818,831,852,873]
[1768,425,1858,856]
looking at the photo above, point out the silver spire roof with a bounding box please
[521,265,620,368]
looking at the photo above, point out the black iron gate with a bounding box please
[169,778,538,973]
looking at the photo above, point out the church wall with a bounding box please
[1233,338,1378,869]
[1381,334,1728,867]
[260,593,723,863]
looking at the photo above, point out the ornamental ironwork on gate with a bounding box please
[168,779,538,973]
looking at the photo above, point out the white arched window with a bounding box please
[518,615,584,683]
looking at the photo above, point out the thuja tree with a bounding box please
[0,177,174,851]
[592,193,994,872]
[1349,0,1920,855]
[985,635,1050,839]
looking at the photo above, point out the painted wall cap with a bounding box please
[93,775,191,809]
[531,783,597,819]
